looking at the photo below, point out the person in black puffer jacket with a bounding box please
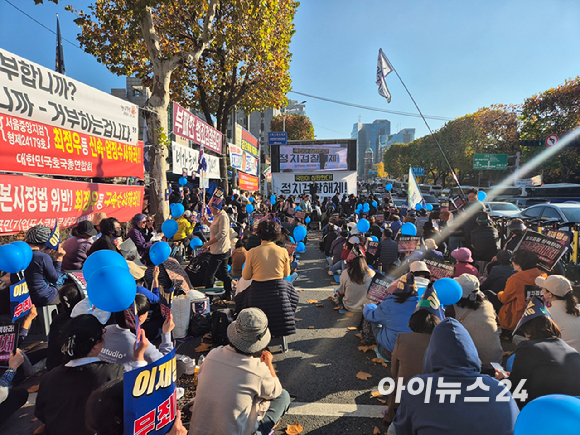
[470,213,500,262]
[480,250,515,312]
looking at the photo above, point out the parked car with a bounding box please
[422,194,441,211]
[518,203,580,226]
[392,198,407,208]
[504,197,548,208]
[483,202,521,217]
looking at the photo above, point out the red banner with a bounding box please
[0,114,144,179]
[172,102,222,155]
[238,172,259,191]
[0,174,144,234]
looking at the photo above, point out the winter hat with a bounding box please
[415,285,445,320]
[514,296,551,335]
[227,308,271,354]
[535,275,573,297]
[451,247,473,263]
[76,221,98,237]
[25,225,52,244]
[455,273,481,299]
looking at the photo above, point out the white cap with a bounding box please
[535,275,572,297]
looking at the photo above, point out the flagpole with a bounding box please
[382,54,465,197]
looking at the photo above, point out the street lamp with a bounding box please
[282,100,306,132]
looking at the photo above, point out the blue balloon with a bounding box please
[161,219,179,238]
[0,244,25,273]
[305,217,311,224]
[400,222,417,236]
[171,203,185,217]
[417,286,427,298]
[433,278,463,305]
[284,275,292,281]
[293,225,307,243]
[178,177,187,186]
[372,201,378,208]
[149,241,171,266]
[248,196,255,203]
[289,236,296,244]
[386,183,393,191]
[270,194,276,202]
[242,263,245,271]
[370,236,379,242]
[356,204,362,210]
[296,242,306,253]
[246,203,254,213]
[227,264,232,272]
[191,237,203,247]
[506,354,515,372]
[12,241,33,271]
[514,395,580,435]
[295,206,302,211]
[363,203,370,211]
[425,203,434,211]
[83,250,129,282]
[357,219,370,233]
[416,203,423,211]
[477,191,487,201]
[271,198,276,205]
[87,266,136,312]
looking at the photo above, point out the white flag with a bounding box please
[408,167,424,209]
[376,48,393,103]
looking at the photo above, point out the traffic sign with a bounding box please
[268,131,287,145]
[473,154,508,170]
[411,167,424,176]
[546,135,558,147]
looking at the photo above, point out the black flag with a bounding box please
[55,14,65,75]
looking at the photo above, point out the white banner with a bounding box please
[172,142,220,179]
[0,48,139,145]
[408,166,424,208]
[514,175,542,187]
[279,144,348,172]
[229,142,258,176]
[271,171,357,196]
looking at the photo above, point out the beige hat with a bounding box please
[535,275,572,297]
[424,239,438,250]
[227,308,271,354]
[410,261,430,274]
[126,260,146,280]
[454,273,480,299]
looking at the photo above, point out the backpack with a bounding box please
[212,309,234,346]
[188,313,213,337]
[185,253,210,287]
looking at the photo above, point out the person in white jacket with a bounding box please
[537,275,580,353]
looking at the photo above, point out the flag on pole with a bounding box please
[55,14,66,75]
[376,48,393,103]
[408,167,425,209]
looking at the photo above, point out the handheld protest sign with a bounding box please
[159,286,174,320]
[124,350,177,435]
[514,230,568,271]
[45,220,60,250]
[0,324,20,364]
[179,187,184,198]
[10,278,32,322]
[165,188,172,201]
[423,259,455,282]
[182,167,188,178]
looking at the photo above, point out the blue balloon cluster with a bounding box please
[425,203,434,211]
[149,241,171,266]
[293,226,307,243]
[161,219,179,238]
[0,241,33,273]
[84,251,135,313]
[416,203,423,211]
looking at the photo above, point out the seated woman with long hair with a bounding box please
[335,245,375,312]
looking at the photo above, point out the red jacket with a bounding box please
[453,262,479,278]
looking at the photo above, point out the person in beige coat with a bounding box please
[446,274,503,374]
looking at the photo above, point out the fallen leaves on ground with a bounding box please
[32,425,45,435]
[307,299,318,304]
[355,333,363,340]
[376,398,387,404]
[298,289,304,292]
[27,384,40,393]
[295,318,303,322]
[326,296,333,300]
[315,303,324,308]
[307,326,315,329]
[373,426,381,435]
[358,345,377,353]
[30,417,38,422]
[347,326,357,331]
[382,362,389,368]
[356,371,373,380]
[370,390,384,398]
[194,343,212,353]
[344,311,354,317]
[286,423,304,434]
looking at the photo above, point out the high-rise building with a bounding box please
[111,77,150,142]
[351,119,391,175]
[381,128,416,155]
[227,107,283,156]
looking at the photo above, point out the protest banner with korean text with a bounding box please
[124,349,177,435]
[0,113,144,178]
[171,142,220,179]
[229,143,258,176]
[238,172,259,191]
[172,102,222,155]
[0,174,144,234]
[397,236,422,253]
[367,273,394,304]
[0,49,138,146]
[515,230,568,272]
[272,171,357,196]
[10,279,32,321]
[424,259,455,282]
[0,324,19,363]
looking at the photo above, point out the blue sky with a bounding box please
[1,0,579,140]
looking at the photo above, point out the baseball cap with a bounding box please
[535,275,572,297]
